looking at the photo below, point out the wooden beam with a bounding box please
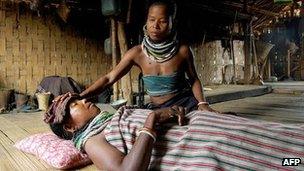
[222,1,279,17]
[185,2,251,20]
[249,6,279,17]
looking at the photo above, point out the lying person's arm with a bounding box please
[84,106,184,171]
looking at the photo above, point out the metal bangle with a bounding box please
[138,130,156,143]
[197,101,209,106]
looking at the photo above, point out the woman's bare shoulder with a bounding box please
[178,44,192,58]
[125,45,143,58]
[122,45,144,65]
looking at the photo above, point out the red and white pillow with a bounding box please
[14,132,91,169]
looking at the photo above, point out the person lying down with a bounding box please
[44,94,304,171]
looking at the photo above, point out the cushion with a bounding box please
[14,132,91,169]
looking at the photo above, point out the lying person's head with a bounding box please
[44,95,101,140]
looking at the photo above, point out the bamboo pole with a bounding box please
[252,38,259,78]
[230,39,237,84]
[287,50,291,78]
[118,21,133,104]
[126,0,133,24]
[243,21,252,84]
[260,57,268,79]
[266,57,271,80]
[111,18,119,101]
[251,38,263,85]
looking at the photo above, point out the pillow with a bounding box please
[14,132,91,169]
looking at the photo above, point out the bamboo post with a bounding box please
[230,39,237,84]
[301,59,304,80]
[252,38,259,78]
[251,38,263,85]
[230,11,237,85]
[126,0,133,24]
[111,18,119,101]
[243,21,252,84]
[260,57,268,79]
[118,21,133,104]
[266,57,271,80]
[287,50,291,78]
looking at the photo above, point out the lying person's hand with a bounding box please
[52,92,79,103]
[154,105,185,126]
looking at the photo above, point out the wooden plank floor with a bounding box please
[0,112,97,171]
[0,86,303,170]
[212,92,304,124]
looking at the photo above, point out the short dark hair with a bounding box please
[44,94,80,140]
[147,0,175,18]
[49,113,73,140]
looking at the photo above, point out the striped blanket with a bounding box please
[104,106,304,171]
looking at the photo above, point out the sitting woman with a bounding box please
[45,94,304,171]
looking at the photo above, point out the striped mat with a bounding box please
[104,106,304,171]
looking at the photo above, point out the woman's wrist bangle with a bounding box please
[197,101,209,106]
[138,127,157,143]
[141,127,157,137]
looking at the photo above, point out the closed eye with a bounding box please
[148,18,155,22]
[160,20,168,24]
[70,102,77,107]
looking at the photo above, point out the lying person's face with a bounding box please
[146,4,170,42]
[64,99,100,132]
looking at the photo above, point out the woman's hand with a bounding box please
[52,92,79,103]
[153,105,185,126]
[198,103,221,114]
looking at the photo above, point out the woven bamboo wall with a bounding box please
[0,2,111,95]
[192,40,245,85]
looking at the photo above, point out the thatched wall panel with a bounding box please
[0,3,111,94]
[192,40,245,85]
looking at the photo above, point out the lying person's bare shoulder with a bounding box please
[88,132,106,143]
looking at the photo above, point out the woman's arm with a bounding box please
[183,46,219,113]
[182,46,205,103]
[84,106,184,171]
[80,48,137,99]
[53,48,138,102]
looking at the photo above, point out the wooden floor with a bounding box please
[212,81,304,124]
[0,112,97,171]
[213,92,304,124]
[1,85,304,170]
